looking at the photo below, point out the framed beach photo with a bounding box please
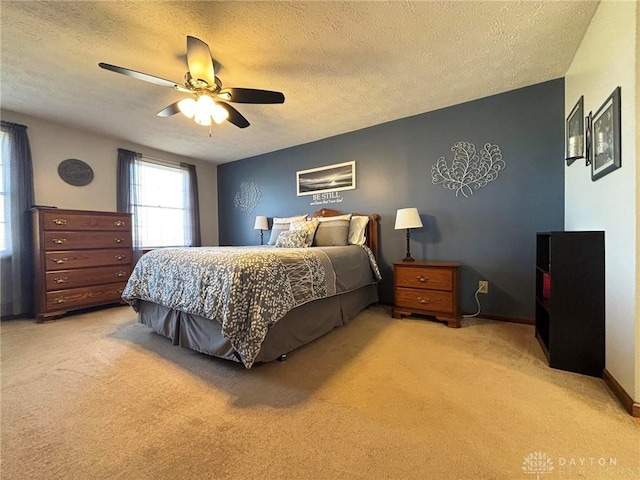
[565,96,584,165]
[296,161,356,196]
[591,87,621,181]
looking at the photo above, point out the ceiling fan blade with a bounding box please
[98,63,179,88]
[218,102,250,128]
[186,36,216,86]
[157,101,181,117]
[219,88,285,104]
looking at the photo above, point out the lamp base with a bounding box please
[402,255,416,262]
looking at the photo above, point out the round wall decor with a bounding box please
[58,159,94,186]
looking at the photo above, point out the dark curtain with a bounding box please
[116,148,143,261]
[181,163,201,247]
[1,121,35,318]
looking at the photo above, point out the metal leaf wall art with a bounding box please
[234,181,262,214]
[431,141,506,198]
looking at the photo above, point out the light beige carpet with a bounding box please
[1,305,638,480]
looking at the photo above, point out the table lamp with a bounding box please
[254,216,268,245]
[394,208,423,262]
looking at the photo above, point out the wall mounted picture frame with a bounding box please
[591,86,621,181]
[584,112,592,166]
[296,161,356,196]
[565,96,584,166]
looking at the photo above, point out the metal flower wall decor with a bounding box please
[234,181,262,214]
[431,141,506,198]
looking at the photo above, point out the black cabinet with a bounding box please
[535,231,605,377]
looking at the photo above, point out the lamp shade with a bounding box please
[394,208,423,230]
[254,216,268,230]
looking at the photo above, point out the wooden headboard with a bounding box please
[310,208,380,260]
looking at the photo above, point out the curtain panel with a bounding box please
[117,149,201,259]
[1,121,35,318]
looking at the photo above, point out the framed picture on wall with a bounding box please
[296,161,356,196]
[565,96,584,165]
[591,86,621,181]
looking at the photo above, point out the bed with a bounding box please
[122,209,381,368]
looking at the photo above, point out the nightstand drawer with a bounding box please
[395,288,454,314]
[395,266,453,291]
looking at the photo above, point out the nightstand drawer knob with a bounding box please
[417,276,429,282]
[52,238,67,245]
[52,218,67,225]
[116,271,126,277]
[114,238,124,243]
[53,277,68,284]
[114,220,125,227]
[417,297,429,304]
[53,258,68,265]
[115,255,126,261]
[55,296,68,304]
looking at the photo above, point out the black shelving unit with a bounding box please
[535,231,605,377]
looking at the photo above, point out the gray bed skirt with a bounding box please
[137,283,379,365]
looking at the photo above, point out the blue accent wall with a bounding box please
[217,79,565,319]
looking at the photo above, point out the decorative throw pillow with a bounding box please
[275,230,308,248]
[267,215,308,245]
[349,215,369,245]
[313,218,351,246]
[289,218,319,247]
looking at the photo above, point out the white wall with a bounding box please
[565,0,638,400]
[1,110,219,246]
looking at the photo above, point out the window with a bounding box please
[0,131,9,254]
[130,158,195,249]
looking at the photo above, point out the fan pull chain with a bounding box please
[209,123,212,138]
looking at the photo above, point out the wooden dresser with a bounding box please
[392,261,461,328]
[32,207,133,322]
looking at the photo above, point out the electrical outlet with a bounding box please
[478,281,489,294]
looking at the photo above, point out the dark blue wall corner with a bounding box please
[217,78,565,319]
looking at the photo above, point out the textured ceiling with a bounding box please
[1,1,598,164]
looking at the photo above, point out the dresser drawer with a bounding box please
[45,249,132,270]
[42,211,130,231]
[395,288,454,314]
[44,231,132,250]
[45,282,127,312]
[395,266,453,291]
[45,265,132,291]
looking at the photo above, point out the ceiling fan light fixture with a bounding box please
[177,98,197,118]
[211,103,229,124]
[193,95,215,126]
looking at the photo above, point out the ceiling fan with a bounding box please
[99,36,285,130]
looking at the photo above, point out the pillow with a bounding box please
[313,218,351,246]
[275,230,308,248]
[267,215,308,245]
[349,215,369,245]
[267,223,290,246]
[289,218,319,247]
[315,213,352,223]
[273,215,308,224]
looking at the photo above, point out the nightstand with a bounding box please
[392,261,461,328]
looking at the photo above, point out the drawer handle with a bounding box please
[52,257,68,265]
[52,218,67,225]
[55,296,68,304]
[52,238,67,245]
[116,271,126,277]
[115,255,126,261]
[114,220,126,227]
[53,277,68,284]
[417,297,429,304]
[114,238,124,243]
[417,276,429,282]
